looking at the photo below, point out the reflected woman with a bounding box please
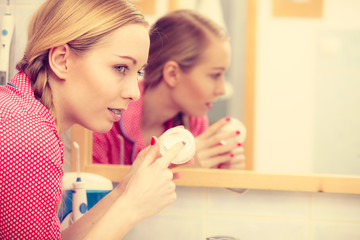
[93,9,245,169]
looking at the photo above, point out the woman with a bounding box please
[93,10,245,169]
[0,0,186,239]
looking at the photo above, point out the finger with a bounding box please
[229,146,244,155]
[172,171,182,180]
[198,154,233,168]
[141,136,160,166]
[200,144,234,159]
[215,141,244,156]
[219,158,245,169]
[229,155,246,169]
[168,158,194,169]
[196,128,240,151]
[156,141,184,169]
[198,117,230,139]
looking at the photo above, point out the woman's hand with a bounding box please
[193,117,245,169]
[118,136,184,222]
[74,137,186,240]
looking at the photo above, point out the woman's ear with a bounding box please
[162,60,181,87]
[48,44,71,80]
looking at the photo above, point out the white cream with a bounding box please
[159,127,196,164]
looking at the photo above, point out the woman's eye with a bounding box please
[211,73,222,80]
[115,65,128,73]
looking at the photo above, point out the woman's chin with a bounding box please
[91,123,114,133]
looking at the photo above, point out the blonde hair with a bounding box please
[17,0,147,114]
[144,9,228,89]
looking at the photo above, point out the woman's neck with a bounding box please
[141,82,179,131]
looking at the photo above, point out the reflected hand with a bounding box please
[217,145,245,169]
[193,117,245,169]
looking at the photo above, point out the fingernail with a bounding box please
[182,141,186,146]
[237,143,242,147]
[151,137,156,145]
[225,117,231,122]
[236,130,240,135]
[230,153,234,158]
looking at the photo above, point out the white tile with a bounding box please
[123,214,203,240]
[206,215,307,240]
[311,192,360,221]
[311,221,360,240]
[207,188,310,218]
[160,186,206,214]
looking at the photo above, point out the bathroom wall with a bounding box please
[123,186,360,240]
[3,0,359,239]
[0,0,44,78]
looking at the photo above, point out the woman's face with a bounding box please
[174,39,231,117]
[64,24,149,132]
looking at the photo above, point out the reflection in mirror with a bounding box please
[254,0,360,176]
[92,1,252,171]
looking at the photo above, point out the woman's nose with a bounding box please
[215,79,226,96]
[123,77,140,101]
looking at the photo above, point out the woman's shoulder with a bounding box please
[1,99,57,137]
[1,74,54,127]
[1,110,63,166]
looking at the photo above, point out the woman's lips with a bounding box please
[108,108,122,115]
[206,102,213,109]
[108,108,122,122]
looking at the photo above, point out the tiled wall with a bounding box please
[124,186,360,240]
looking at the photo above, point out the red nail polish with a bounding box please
[182,141,186,146]
[225,117,231,122]
[230,153,234,158]
[151,137,156,145]
[237,143,242,147]
[236,130,240,135]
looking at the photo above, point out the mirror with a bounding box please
[253,0,360,176]
[70,0,360,195]
[71,0,253,175]
[89,0,254,170]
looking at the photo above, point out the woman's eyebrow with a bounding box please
[114,55,137,65]
[211,67,226,71]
